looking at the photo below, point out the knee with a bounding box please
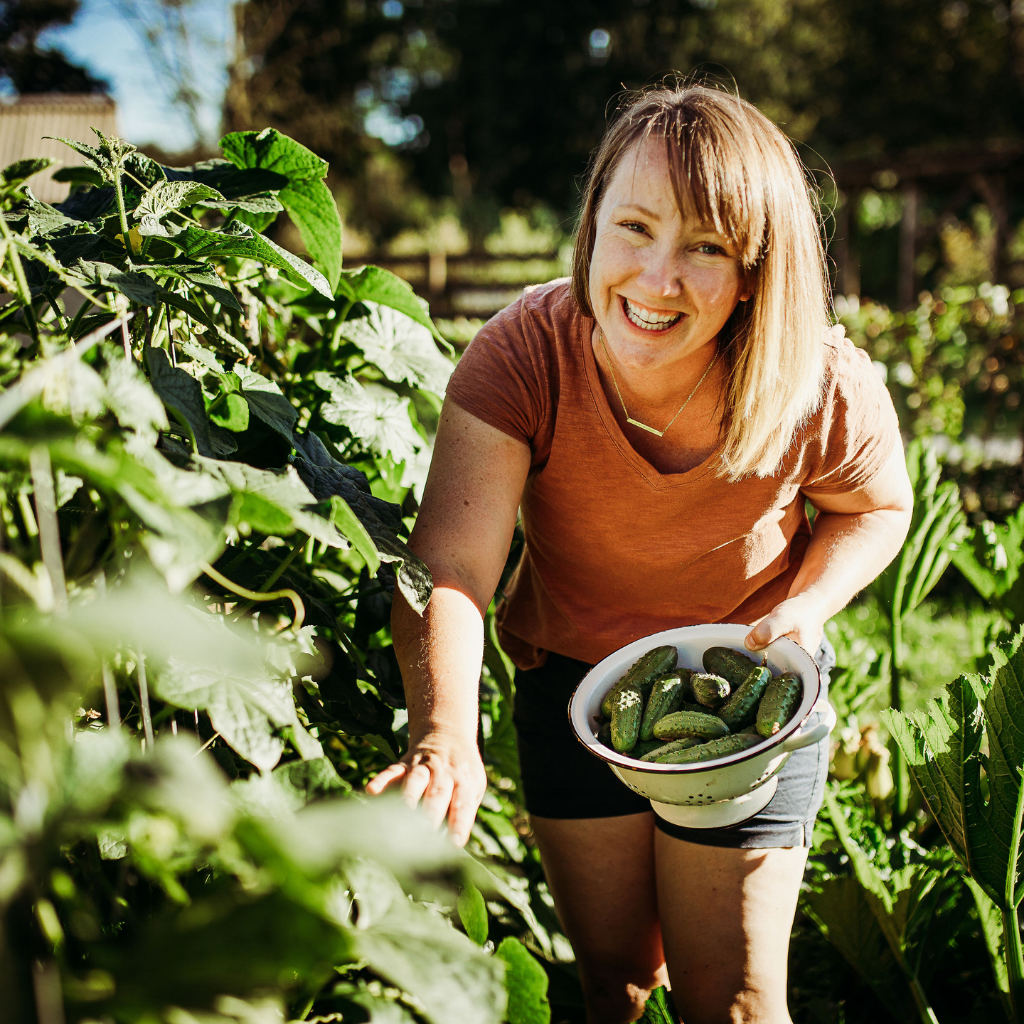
[576,954,668,1024]
[669,970,789,1024]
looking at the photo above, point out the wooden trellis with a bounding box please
[831,142,1024,307]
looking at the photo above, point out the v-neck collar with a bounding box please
[577,313,718,487]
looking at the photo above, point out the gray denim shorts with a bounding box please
[513,637,834,849]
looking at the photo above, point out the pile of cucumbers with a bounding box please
[594,645,803,764]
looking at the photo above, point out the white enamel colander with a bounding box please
[568,624,837,828]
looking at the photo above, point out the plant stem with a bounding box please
[137,654,154,750]
[891,609,907,822]
[1005,768,1024,1023]
[230,537,305,619]
[0,216,38,344]
[29,447,67,614]
[201,560,306,632]
[909,974,941,1024]
[112,162,134,262]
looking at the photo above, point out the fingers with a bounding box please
[745,599,823,653]
[744,615,775,651]
[447,775,486,848]
[365,747,486,848]
[400,762,433,809]
[365,761,408,795]
[421,770,456,830]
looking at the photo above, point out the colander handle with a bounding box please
[779,699,837,753]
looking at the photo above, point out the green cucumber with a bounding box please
[639,737,702,762]
[691,672,731,709]
[631,739,668,760]
[718,665,773,731]
[639,671,688,741]
[702,646,762,688]
[652,709,730,741]
[609,684,643,753]
[601,645,678,717]
[656,732,762,764]
[756,673,803,738]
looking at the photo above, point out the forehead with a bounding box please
[601,135,706,226]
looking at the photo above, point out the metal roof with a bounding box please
[0,94,119,204]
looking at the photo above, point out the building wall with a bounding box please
[0,95,119,204]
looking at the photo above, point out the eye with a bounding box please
[619,220,649,236]
[696,241,727,256]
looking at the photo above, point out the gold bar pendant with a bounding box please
[627,417,664,437]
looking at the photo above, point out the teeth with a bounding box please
[624,298,682,330]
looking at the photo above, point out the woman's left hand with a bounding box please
[744,592,826,656]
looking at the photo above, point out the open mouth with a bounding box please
[621,296,684,332]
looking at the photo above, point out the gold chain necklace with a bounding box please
[597,332,721,438]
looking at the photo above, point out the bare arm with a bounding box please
[365,400,531,846]
[744,440,914,654]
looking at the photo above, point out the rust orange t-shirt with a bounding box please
[446,280,901,670]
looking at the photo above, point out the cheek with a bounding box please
[699,270,747,312]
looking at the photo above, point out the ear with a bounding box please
[739,291,752,303]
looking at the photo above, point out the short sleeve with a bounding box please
[446,284,561,466]
[802,338,902,494]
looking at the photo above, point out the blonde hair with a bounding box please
[572,84,829,480]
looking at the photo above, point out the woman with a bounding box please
[368,85,912,1024]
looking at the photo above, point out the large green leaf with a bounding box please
[340,302,454,394]
[353,862,507,1024]
[170,223,331,297]
[289,431,432,613]
[194,456,345,548]
[65,259,161,305]
[134,180,224,237]
[965,876,1010,1010]
[950,506,1024,621]
[496,938,550,1024]
[803,877,910,1021]
[636,987,676,1024]
[457,883,489,947]
[144,346,214,456]
[220,128,341,289]
[233,364,299,441]
[882,677,989,888]
[337,264,444,343]
[220,128,328,182]
[314,372,424,465]
[872,440,965,621]
[279,179,341,290]
[884,626,1024,906]
[155,661,288,771]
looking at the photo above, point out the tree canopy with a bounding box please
[0,0,107,93]
[225,0,1024,240]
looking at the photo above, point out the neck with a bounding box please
[593,327,722,413]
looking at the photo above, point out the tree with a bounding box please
[226,0,1024,244]
[0,0,107,93]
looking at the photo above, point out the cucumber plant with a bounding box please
[0,129,552,1023]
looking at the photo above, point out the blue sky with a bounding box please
[43,0,234,153]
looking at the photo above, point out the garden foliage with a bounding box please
[0,129,556,1023]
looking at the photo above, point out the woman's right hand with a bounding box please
[365,731,487,848]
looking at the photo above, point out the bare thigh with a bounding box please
[530,813,669,1024]
[654,830,807,1024]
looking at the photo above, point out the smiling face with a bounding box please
[588,135,751,375]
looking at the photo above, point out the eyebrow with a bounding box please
[612,203,662,221]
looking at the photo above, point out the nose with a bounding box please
[635,241,685,301]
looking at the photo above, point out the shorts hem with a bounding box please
[524,800,652,820]
[653,813,810,849]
